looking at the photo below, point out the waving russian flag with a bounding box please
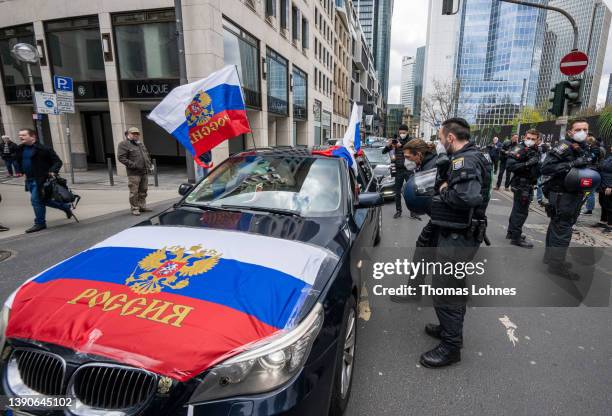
[343,103,363,152]
[148,65,251,159]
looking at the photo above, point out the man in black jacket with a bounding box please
[1,135,20,177]
[14,128,73,233]
[495,134,518,189]
[382,124,413,218]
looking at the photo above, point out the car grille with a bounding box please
[14,349,65,395]
[72,365,157,410]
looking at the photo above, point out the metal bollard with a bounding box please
[153,159,159,187]
[107,157,114,186]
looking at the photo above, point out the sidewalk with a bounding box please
[0,164,190,191]
[0,180,179,239]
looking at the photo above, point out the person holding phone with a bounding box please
[382,125,413,218]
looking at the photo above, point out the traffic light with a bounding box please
[442,0,454,15]
[548,82,566,117]
[565,78,582,110]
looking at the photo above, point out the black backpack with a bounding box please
[43,175,81,208]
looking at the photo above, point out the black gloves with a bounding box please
[525,157,539,167]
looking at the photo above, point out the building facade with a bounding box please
[386,103,403,136]
[454,0,548,129]
[413,45,425,121]
[421,0,459,137]
[606,75,612,106]
[535,0,611,111]
[0,0,338,175]
[354,0,392,106]
[333,0,352,138]
[400,56,414,110]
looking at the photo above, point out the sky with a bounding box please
[388,0,612,106]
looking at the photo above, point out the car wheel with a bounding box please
[373,208,382,246]
[329,296,357,416]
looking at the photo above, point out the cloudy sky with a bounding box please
[388,0,612,106]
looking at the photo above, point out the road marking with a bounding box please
[499,315,519,346]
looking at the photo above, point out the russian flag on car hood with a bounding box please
[5,226,334,381]
[148,65,251,159]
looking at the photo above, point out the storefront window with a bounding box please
[46,17,105,80]
[292,66,307,120]
[45,16,107,100]
[0,24,43,103]
[223,18,261,109]
[113,10,179,80]
[267,48,288,116]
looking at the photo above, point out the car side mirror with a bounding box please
[178,183,193,196]
[357,192,384,208]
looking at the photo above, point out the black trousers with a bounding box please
[544,192,584,263]
[492,158,500,174]
[432,230,481,350]
[507,185,533,240]
[496,159,512,188]
[599,190,612,225]
[394,170,411,212]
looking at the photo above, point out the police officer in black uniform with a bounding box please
[541,118,591,280]
[505,129,541,248]
[382,125,412,218]
[420,118,492,368]
[495,134,518,190]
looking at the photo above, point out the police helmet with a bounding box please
[402,168,437,215]
[564,168,601,193]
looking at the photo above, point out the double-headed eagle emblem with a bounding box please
[125,245,221,295]
[185,90,214,128]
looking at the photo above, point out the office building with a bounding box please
[606,75,612,106]
[0,0,341,175]
[421,0,459,137]
[400,56,414,109]
[454,0,548,129]
[386,103,403,136]
[535,0,611,111]
[354,0,393,105]
[413,46,425,119]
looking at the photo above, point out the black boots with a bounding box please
[420,344,461,368]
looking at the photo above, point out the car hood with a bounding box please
[373,164,390,178]
[5,226,338,381]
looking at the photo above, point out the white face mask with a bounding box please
[572,131,587,142]
[404,160,416,171]
[524,139,535,147]
[399,133,407,139]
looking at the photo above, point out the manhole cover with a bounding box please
[0,250,12,262]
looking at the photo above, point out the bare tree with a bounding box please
[420,79,459,131]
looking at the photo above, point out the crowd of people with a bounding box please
[382,117,611,368]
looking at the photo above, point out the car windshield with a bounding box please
[184,155,343,217]
[363,148,390,165]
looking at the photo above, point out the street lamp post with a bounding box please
[11,43,45,145]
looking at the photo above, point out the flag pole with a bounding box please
[234,65,257,150]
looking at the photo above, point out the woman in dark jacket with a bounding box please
[597,146,612,232]
[390,139,439,303]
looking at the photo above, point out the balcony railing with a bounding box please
[268,95,289,116]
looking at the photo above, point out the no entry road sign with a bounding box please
[560,50,588,76]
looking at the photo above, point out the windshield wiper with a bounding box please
[219,204,302,217]
[178,203,240,212]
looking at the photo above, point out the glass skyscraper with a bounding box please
[355,0,393,105]
[535,0,611,110]
[454,0,547,129]
[413,46,426,119]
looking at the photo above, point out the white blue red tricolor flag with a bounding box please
[5,226,333,381]
[148,65,251,159]
[343,103,363,152]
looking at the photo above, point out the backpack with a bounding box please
[43,175,81,208]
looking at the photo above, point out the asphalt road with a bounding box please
[0,192,610,416]
[346,191,612,416]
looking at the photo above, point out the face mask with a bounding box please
[404,160,416,171]
[399,133,407,139]
[572,131,587,142]
[524,139,535,147]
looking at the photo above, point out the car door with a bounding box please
[355,155,378,245]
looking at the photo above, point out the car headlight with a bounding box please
[189,303,323,402]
